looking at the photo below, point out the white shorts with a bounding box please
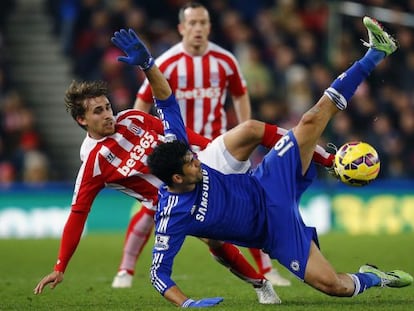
[197,135,251,174]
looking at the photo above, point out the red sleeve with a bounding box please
[142,112,165,135]
[137,80,154,103]
[54,210,88,273]
[186,127,211,150]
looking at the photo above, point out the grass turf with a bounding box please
[1,233,413,310]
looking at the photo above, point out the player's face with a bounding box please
[77,96,115,139]
[179,7,211,55]
[180,151,202,184]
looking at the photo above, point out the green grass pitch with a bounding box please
[1,233,413,310]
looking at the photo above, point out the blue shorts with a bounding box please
[252,130,319,280]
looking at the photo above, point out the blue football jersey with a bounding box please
[151,164,268,294]
[151,95,318,296]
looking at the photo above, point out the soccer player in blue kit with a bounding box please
[112,17,413,307]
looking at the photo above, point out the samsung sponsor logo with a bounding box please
[195,169,209,222]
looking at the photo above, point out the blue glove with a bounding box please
[181,297,223,308]
[111,28,154,71]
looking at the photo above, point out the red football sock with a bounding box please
[248,248,272,275]
[118,206,155,275]
[210,242,264,287]
[261,124,287,149]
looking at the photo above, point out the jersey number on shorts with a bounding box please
[274,135,294,157]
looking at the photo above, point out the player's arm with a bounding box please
[134,97,152,113]
[151,231,223,307]
[33,209,89,294]
[227,55,251,123]
[34,159,102,295]
[232,92,251,123]
[143,110,211,149]
[111,29,188,143]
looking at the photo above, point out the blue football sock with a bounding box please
[325,48,386,110]
[350,272,381,296]
[359,48,386,72]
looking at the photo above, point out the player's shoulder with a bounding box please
[80,134,100,162]
[207,42,238,60]
[116,109,148,123]
[155,43,184,64]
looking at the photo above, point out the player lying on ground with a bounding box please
[33,43,334,307]
[111,18,412,307]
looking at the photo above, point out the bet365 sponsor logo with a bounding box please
[117,132,156,176]
[175,87,220,100]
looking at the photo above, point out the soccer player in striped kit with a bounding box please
[115,1,291,288]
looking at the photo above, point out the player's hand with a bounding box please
[181,297,224,308]
[111,28,154,70]
[33,271,64,295]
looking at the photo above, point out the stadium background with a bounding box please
[0,0,413,238]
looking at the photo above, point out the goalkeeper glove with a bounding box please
[111,28,154,71]
[181,297,224,308]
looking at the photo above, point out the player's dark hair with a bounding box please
[178,2,207,23]
[64,80,109,130]
[148,140,190,186]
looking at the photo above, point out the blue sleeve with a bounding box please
[150,228,186,296]
[155,95,188,144]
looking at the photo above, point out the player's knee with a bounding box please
[298,111,317,128]
[239,119,263,139]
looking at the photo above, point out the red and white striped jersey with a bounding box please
[138,42,247,139]
[72,109,211,214]
[73,109,165,213]
[53,109,211,273]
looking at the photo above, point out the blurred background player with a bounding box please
[113,1,291,288]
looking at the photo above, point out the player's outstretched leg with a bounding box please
[359,264,413,288]
[301,17,409,298]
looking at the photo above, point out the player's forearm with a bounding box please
[163,285,189,307]
[134,97,152,112]
[54,210,88,272]
[144,66,171,100]
[233,93,251,123]
[155,95,188,143]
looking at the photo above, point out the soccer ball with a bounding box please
[334,141,380,186]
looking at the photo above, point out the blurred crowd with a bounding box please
[1,0,414,184]
[0,1,51,186]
